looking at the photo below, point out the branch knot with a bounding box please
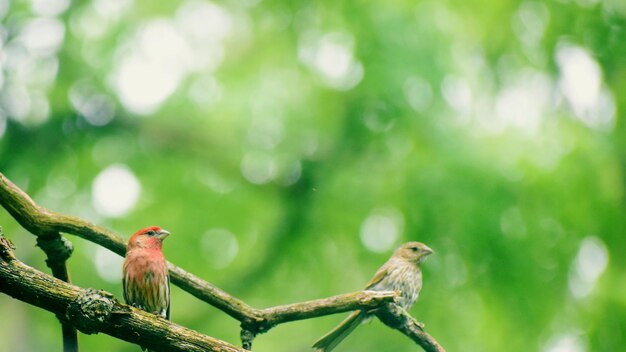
[0,236,16,263]
[66,288,116,334]
[36,234,74,265]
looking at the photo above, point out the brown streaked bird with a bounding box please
[122,226,171,352]
[313,242,434,352]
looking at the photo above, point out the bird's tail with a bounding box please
[313,310,367,352]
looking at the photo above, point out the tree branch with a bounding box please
[375,302,446,352]
[0,172,445,351]
[238,290,399,349]
[0,172,255,322]
[0,172,397,326]
[0,232,245,352]
[258,290,399,327]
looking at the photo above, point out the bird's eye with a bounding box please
[147,230,156,236]
[411,247,418,252]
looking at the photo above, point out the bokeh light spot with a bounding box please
[557,45,599,109]
[273,154,302,186]
[1,85,31,122]
[189,75,223,109]
[543,333,586,352]
[92,164,141,217]
[241,151,276,185]
[19,18,65,56]
[404,76,433,113]
[176,0,232,42]
[512,1,549,47]
[94,246,124,283]
[70,5,110,39]
[0,111,6,139]
[360,207,404,253]
[494,69,551,134]
[568,236,608,299]
[70,80,116,126]
[30,0,70,17]
[93,0,133,18]
[112,19,192,114]
[248,117,284,150]
[112,9,230,115]
[441,75,472,115]
[113,53,182,115]
[556,43,614,130]
[298,32,363,90]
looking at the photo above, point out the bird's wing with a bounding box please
[364,263,388,289]
[122,274,128,303]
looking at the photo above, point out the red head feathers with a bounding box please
[127,226,170,250]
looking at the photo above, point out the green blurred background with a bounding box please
[1,0,625,351]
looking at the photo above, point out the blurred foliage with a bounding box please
[1,0,626,351]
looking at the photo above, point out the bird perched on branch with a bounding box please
[122,226,171,351]
[313,242,433,352]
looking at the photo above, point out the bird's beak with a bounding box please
[423,245,434,255]
[157,229,170,240]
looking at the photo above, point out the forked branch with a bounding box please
[0,172,444,351]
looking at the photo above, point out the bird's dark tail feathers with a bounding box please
[312,310,367,352]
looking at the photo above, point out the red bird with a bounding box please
[122,226,171,350]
